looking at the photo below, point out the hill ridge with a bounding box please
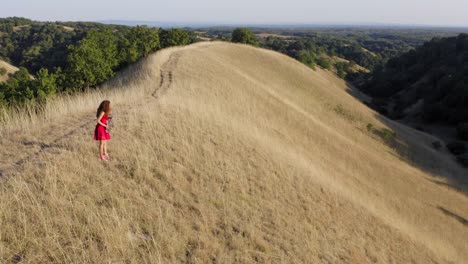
[0,42,467,263]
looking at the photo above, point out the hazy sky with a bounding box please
[2,0,468,27]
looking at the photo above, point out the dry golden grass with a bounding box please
[0,60,19,83]
[329,55,370,73]
[0,42,467,263]
[59,25,75,32]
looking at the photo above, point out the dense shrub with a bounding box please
[159,29,191,48]
[66,29,119,89]
[118,26,160,65]
[231,28,258,47]
[0,67,57,106]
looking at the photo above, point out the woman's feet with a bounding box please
[104,153,110,160]
[100,154,109,161]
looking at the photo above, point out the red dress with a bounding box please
[94,114,111,141]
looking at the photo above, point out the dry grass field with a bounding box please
[0,42,467,263]
[0,60,19,83]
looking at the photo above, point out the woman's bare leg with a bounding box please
[104,141,108,156]
[99,141,104,158]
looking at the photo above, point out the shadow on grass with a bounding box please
[374,114,468,195]
[343,83,468,194]
[429,179,467,195]
[437,206,468,227]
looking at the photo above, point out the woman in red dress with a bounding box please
[94,100,112,161]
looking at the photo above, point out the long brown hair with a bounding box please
[96,100,111,118]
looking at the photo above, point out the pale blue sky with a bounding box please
[2,0,468,27]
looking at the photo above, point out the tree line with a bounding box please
[0,17,194,107]
[361,34,468,133]
[229,28,377,79]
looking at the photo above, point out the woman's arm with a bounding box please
[96,112,107,127]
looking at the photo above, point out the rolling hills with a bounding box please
[0,42,467,263]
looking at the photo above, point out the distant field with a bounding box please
[59,25,74,31]
[12,24,30,32]
[0,42,467,263]
[256,33,296,39]
[0,60,19,82]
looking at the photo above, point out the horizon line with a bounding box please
[2,16,468,29]
[96,19,468,29]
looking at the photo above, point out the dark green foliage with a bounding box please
[260,33,399,71]
[115,26,161,67]
[231,28,259,47]
[125,26,160,59]
[0,67,57,106]
[362,34,468,127]
[0,17,32,33]
[260,35,376,75]
[381,128,397,141]
[214,34,229,41]
[0,67,6,76]
[198,26,464,75]
[66,29,118,89]
[159,29,190,48]
[0,67,35,105]
[335,62,350,79]
[0,17,194,108]
[264,37,287,53]
[297,50,317,69]
[35,68,57,101]
[0,23,81,73]
[316,56,332,70]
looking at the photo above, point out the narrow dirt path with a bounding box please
[152,52,181,99]
[0,49,181,178]
[0,114,95,177]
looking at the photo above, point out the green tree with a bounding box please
[316,56,332,70]
[118,26,160,64]
[231,28,258,46]
[4,23,14,33]
[0,67,7,76]
[335,62,349,79]
[159,29,191,48]
[66,29,118,89]
[35,68,57,101]
[22,45,42,68]
[1,67,35,105]
[298,50,317,69]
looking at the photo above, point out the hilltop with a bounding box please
[0,42,467,263]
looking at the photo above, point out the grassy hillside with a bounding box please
[0,60,18,82]
[0,42,467,263]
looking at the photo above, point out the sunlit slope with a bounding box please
[0,59,19,82]
[0,42,467,263]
